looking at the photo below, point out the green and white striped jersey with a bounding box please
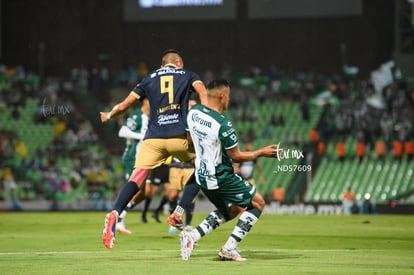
[186,104,238,190]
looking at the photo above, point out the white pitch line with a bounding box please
[0,248,383,256]
[0,250,172,256]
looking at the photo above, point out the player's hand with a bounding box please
[260,144,283,158]
[100,112,110,123]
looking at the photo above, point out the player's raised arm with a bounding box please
[192,81,208,106]
[100,92,139,123]
[227,144,281,163]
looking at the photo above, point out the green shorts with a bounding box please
[200,175,256,219]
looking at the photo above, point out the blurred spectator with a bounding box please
[300,96,310,122]
[270,114,278,126]
[246,128,257,142]
[59,176,72,194]
[272,185,285,203]
[342,187,355,215]
[309,128,319,144]
[375,138,387,161]
[1,168,22,210]
[42,161,62,209]
[232,108,243,122]
[202,69,214,84]
[317,140,326,156]
[257,84,267,104]
[249,109,259,122]
[270,114,285,127]
[77,120,98,144]
[127,65,138,87]
[0,130,16,161]
[351,201,359,214]
[278,115,285,126]
[71,64,89,90]
[87,167,112,211]
[287,134,302,147]
[14,138,28,159]
[336,140,346,161]
[360,193,374,214]
[136,62,148,80]
[261,125,273,139]
[393,139,403,161]
[404,139,413,160]
[356,140,366,162]
[54,119,67,137]
[380,114,393,148]
[334,112,346,136]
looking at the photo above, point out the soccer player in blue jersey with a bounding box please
[179,79,280,261]
[100,49,207,249]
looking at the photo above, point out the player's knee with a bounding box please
[128,168,149,186]
[252,194,265,211]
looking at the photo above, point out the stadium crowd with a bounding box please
[1,61,413,210]
[0,64,123,210]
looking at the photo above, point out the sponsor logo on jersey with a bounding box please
[191,126,208,138]
[191,112,212,128]
[157,114,180,125]
[157,103,181,114]
[221,128,235,137]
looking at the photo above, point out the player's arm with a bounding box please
[100,92,139,123]
[192,81,208,105]
[227,144,281,163]
[118,125,145,140]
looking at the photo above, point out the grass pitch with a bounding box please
[0,212,413,274]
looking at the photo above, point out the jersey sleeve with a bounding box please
[132,76,151,98]
[140,113,148,135]
[219,119,238,150]
[125,113,140,131]
[192,79,204,87]
[189,71,203,87]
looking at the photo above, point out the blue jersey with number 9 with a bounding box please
[132,65,203,139]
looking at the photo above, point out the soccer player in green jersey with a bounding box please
[180,79,281,261]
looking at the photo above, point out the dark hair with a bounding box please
[162,49,180,56]
[207,79,229,90]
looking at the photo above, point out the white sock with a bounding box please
[193,211,225,241]
[119,210,127,220]
[224,210,259,250]
[174,205,185,217]
[190,229,202,242]
[223,236,238,251]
